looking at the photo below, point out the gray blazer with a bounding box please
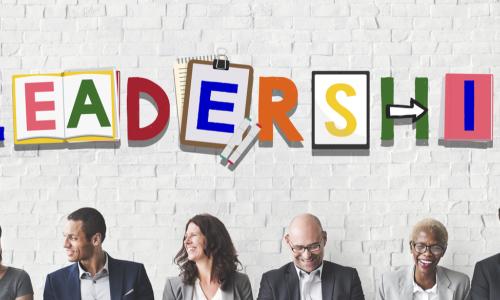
[163,271,253,300]
[376,265,470,300]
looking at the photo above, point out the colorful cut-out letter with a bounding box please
[444,74,493,142]
[127,77,170,141]
[197,81,237,133]
[258,77,303,142]
[25,82,56,131]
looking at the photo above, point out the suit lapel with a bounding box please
[108,256,124,300]
[285,263,300,300]
[399,266,414,299]
[436,267,453,299]
[321,261,334,300]
[68,263,82,300]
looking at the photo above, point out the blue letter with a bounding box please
[464,80,474,131]
[197,81,238,133]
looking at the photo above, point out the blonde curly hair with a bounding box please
[410,218,448,247]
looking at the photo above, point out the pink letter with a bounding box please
[25,82,56,131]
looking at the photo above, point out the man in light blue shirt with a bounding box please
[79,252,111,300]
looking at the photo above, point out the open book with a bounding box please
[12,69,120,144]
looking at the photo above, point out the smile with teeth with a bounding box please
[418,259,433,268]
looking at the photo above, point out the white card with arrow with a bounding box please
[386,98,427,122]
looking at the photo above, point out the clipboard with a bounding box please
[180,56,253,148]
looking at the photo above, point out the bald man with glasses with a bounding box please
[257,213,365,300]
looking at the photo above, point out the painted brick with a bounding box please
[0,2,497,299]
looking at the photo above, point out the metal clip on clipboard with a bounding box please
[213,52,230,70]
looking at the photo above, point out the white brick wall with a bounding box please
[0,0,499,299]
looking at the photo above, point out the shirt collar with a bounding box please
[412,266,438,294]
[294,262,323,279]
[78,252,109,279]
[413,281,437,294]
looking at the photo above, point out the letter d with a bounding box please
[127,77,170,141]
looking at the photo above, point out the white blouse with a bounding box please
[193,279,223,300]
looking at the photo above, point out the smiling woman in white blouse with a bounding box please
[376,218,470,300]
[163,214,253,300]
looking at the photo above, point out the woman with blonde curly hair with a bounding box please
[377,218,470,300]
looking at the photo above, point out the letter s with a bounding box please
[325,83,357,137]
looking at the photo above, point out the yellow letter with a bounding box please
[325,83,357,137]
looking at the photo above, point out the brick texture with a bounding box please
[0,0,499,299]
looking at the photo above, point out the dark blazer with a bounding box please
[43,255,154,300]
[163,271,253,300]
[471,253,500,300]
[257,260,365,300]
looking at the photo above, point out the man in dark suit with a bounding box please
[43,207,154,300]
[470,208,500,300]
[257,213,365,300]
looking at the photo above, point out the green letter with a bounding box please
[67,79,111,128]
[381,77,394,140]
[415,77,429,140]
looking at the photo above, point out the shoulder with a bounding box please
[438,266,470,284]
[108,256,145,271]
[233,271,250,282]
[323,260,360,277]
[229,271,252,293]
[165,276,185,289]
[6,267,29,277]
[6,267,32,282]
[261,262,293,280]
[475,253,500,269]
[232,271,251,287]
[47,264,76,279]
[379,265,411,285]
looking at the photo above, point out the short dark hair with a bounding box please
[174,214,241,288]
[68,207,106,242]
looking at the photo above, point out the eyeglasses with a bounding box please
[411,242,445,255]
[288,240,322,254]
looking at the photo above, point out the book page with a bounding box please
[62,70,119,141]
[115,70,121,140]
[12,74,65,144]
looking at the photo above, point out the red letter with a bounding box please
[25,82,56,131]
[258,77,303,142]
[127,77,170,141]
